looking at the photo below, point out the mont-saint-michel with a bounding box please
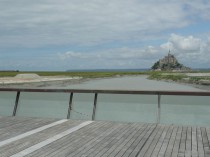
[148,51,210,86]
[151,51,191,71]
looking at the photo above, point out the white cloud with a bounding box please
[1,0,210,70]
[56,33,210,69]
[58,51,85,60]
[0,0,206,48]
[1,33,210,70]
[58,46,161,61]
[184,1,210,20]
[160,33,210,68]
[169,34,201,52]
[1,32,209,70]
[160,42,174,51]
[56,45,165,69]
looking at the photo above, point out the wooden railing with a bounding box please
[1,88,210,123]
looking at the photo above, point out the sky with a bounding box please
[0,0,210,71]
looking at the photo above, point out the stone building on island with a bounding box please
[151,50,191,71]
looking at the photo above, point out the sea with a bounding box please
[0,74,210,127]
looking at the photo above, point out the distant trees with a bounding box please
[151,61,160,70]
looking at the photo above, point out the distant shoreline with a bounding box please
[0,70,210,91]
[0,74,210,91]
[0,77,85,88]
[150,77,210,91]
[148,72,210,90]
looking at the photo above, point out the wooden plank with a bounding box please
[192,127,198,157]
[128,124,157,157]
[60,122,116,157]
[164,126,178,157]
[55,122,125,157]
[185,126,192,157]
[80,123,134,157]
[206,128,210,145]
[201,127,210,156]
[0,117,39,127]
[93,123,141,157]
[119,124,153,157]
[26,121,109,157]
[171,126,182,157]
[158,125,174,157]
[10,121,93,157]
[0,119,67,147]
[1,117,210,157]
[87,123,140,157]
[0,118,57,141]
[0,116,33,124]
[137,125,162,157]
[0,119,33,134]
[106,123,147,157]
[205,128,210,157]
[68,123,127,157]
[178,126,187,157]
[0,117,34,130]
[150,125,170,157]
[135,125,161,156]
[197,127,205,157]
[53,122,111,157]
[143,125,165,157]
[0,120,82,157]
[201,127,209,148]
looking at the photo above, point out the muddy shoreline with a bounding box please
[0,78,87,88]
[0,75,210,91]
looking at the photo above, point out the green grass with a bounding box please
[0,71,20,77]
[147,71,210,85]
[148,72,187,81]
[1,70,209,85]
[0,71,149,78]
[188,76,210,83]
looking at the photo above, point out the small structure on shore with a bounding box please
[15,73,41,79]
[151,51,191,71]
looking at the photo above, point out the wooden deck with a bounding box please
[0,117,210,157]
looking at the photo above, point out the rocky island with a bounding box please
[151,51,191,71]
[149,51,210,88]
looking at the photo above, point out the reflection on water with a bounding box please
[0,76,210,126]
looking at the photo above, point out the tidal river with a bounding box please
[1,76,210,126]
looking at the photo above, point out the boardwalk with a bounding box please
[0,117,210,157]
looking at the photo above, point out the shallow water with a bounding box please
[64,75,204,91]
[1,76,210,126]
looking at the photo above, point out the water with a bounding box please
[1,76,210,126]
[63,75,203,90]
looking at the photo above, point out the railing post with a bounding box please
[92,93,98,121]
[157,94,161,123]
[13,91,20,116]
[67,92,74,119]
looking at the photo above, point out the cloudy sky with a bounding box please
[0,0,210,71]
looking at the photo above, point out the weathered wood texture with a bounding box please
[0,117,210,157]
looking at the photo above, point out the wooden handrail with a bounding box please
[0,88,210,96]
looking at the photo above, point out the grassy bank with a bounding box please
[1,70,210,86]
[0,71,149,78]
[148,71,210,85]
[148,72,187,81]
